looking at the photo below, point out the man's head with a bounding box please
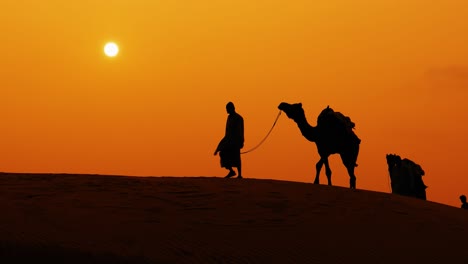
[226,102,235,114]
[460,195,467,203]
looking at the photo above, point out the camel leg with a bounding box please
[340,153,357,189]
[346,165,357,189]
[323,158,332,186]
[314,159,324,184]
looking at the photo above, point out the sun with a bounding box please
[104,42,119,57]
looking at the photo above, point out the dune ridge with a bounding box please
[1,173,467,263]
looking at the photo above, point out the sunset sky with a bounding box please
[1,1,467,207]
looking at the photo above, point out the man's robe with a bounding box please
[216,112,244,168]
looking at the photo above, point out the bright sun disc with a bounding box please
[104,42,119,57]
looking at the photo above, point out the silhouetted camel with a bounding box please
[386,154,427,200]
[278,103,361,189]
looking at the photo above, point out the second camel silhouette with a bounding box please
[278,102,361,189]
[386,154,427,200]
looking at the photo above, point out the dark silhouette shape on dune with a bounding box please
[460,195,468,209]
[386,154,427,200]
[214,102,244,179]
[278,102,361,189]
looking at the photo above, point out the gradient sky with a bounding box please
[1,1,467,207]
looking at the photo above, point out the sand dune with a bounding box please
[1,173,467,263]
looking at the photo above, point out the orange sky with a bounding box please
[1,1,467,207]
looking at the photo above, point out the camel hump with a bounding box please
[335,112,355,130]
[317,106,356,131]
[402,159,425,176]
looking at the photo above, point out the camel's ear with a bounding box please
[327,105,329,109]
[299,103,302,107]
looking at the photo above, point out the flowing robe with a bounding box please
[216,112,244,168]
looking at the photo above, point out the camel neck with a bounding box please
[295,117,317,142]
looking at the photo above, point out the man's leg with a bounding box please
[225,167,236,178]
[236,160,242,179]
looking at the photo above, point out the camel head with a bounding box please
[278,102,305,122]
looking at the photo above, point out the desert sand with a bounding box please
[1,173,467,263]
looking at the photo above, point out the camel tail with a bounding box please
[355,163,358,167]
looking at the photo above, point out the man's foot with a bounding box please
[225,171,236,178]
[236,175,243,179]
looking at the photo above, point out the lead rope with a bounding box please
[241,111,282,154]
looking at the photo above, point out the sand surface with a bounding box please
[1,173,467,263]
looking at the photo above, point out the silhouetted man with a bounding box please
[214,102,244,178]
[460,195,468,209]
